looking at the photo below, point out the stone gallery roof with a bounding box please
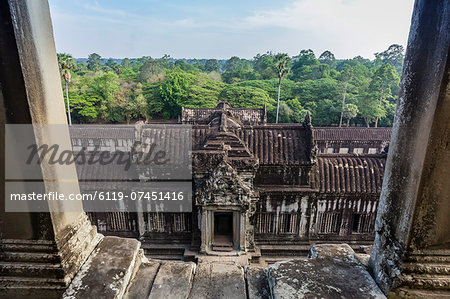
[68,107,388,195]
[137,125,192,166]
[69,125,135,139]
[315,155,386,194]
[192,124,313,165]
[182,103,266,125]
[313,127,392,141]
[74,153,138,190]
[233,125,312,165]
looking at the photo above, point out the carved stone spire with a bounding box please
[263,102,267,124]
[303,111,311,127]
[219,105,228,132]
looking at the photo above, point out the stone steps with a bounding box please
[0,243,57,253]
[212,245,234,252]
[0,276,67,288]
[212,235,234,252]
[0,251,60,263]
[403,262,450,275]
[0,262,65,279]
[259,244,311,256]
[392,288,450,298]
[144,254,184,261]
[400,274,450,290]
[400,251,450,291]
[197,255,249,266]
[405,252,450,264]
[0,230,100,298]
[141,243,188,260]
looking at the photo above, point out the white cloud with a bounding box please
[49,0,415,59]
[243,0,414,58]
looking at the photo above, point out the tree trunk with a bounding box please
[339,81,348,127]
[65,81,72,126]
[374,89,383,128]
[276,76,282,123]
[347,118,350,127]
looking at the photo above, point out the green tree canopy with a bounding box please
[57,47,403,126]
[204,59,220,72]
[219,85,274,110]
[375,44,405,74]
[87,53,103,71]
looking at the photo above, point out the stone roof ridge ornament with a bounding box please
[302,110,316,164]
[219,108,228,132]
[263,102,267,124]
[222,143,231,159]
[216,102,232,109]
[303,111,312,127]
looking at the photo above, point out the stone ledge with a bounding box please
[123,260,160,299]
[148,261,196,299]
[63,236,141,299]
[267,244,386,299]
[246,266,271,299]
[188,263,246,299]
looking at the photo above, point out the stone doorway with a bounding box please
[213,212,233,251]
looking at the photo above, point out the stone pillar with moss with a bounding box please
[369,0,450,296]
[0,1,100,297]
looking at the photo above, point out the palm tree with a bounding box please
[57,53,76,125]
[274,53,291,123]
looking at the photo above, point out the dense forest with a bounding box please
[57,44,404,127]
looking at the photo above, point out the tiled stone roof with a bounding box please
[233,125,312,165]
[316,154,386,193]
[75,153,138,190]
[192,124,313,165]
[69,125,135,139]
[313,127,392,141]
[182,103,266,125]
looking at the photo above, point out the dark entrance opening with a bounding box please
[213,212,233,251]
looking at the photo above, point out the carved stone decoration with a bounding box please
[245,217,256,251]
[195,160,254,208]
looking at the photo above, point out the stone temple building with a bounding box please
[1,0,448,298]
[69,104,391,260]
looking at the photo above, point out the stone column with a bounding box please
[239,212,246,251]
[200,208,208,252]
[244,210,255,252]
[369,0,450,296]
[0,1,99,298]
[137,211,146,238]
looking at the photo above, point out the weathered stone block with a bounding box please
[188,263,246,299]
[267,244,385,299]
[63,236,141,299]
[148,261,195,299]
[246,266,271,299]
[124,260,160,299]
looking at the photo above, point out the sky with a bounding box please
[48,0,415,60]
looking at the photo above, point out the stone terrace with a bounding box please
[62,236,385,299]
